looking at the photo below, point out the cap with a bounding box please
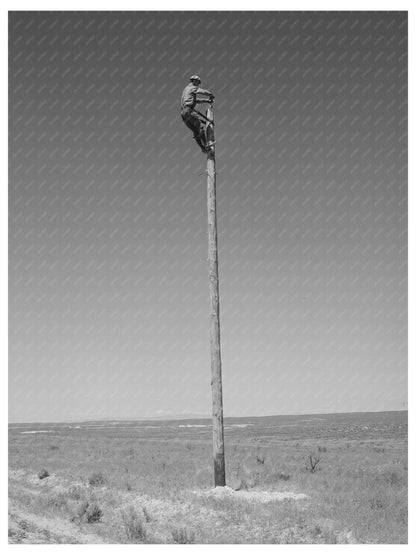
[190,75,201,83]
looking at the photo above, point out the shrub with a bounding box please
[142,507,151,523]
[75,500,90,521]
[88,472,106,486]
[68,486,84,500]
[44,492,67,510]
[43,529,51,542]
[264,471,291,484]
[307,454,320,473]
[18,519,30,531]
[38,468,50,480]
[171,527,195,544]
[121,505,147,542]
[384,471,401,486]
[370,497,384,510]
[86,503,103,523]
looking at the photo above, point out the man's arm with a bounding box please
[196,87,214,97]
[195,87,215,103]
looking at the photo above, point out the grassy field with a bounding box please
[8,411,407,544]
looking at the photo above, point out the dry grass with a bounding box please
[171,527,195,543]
[88,472,107,487]
[8,411,407,544]
[120,505,147,542]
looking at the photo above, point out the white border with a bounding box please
[3,3,412,553]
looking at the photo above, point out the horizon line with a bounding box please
[8,408,407,426]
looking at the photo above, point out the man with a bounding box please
[181,75,215,153]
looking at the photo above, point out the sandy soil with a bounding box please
[9,468,313,544]
[8,504,105,544]
[194,486,309,502]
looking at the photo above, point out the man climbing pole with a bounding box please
[181,75,215,153]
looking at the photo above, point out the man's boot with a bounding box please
[193,134,207,154]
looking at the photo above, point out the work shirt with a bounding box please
[181,83,212,109]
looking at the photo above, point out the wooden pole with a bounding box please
[206,104,226,487]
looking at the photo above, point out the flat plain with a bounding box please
[8,410,407,544]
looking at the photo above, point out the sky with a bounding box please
[9,11,407,422]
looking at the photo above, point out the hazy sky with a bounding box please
[9,11,407,422]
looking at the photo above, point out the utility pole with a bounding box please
[206,103,226,487]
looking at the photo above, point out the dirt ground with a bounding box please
[8,411,407,544]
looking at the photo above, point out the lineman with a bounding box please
[181,75,214,153]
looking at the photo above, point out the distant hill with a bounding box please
[139,413,211,421]
[8,409,407,426]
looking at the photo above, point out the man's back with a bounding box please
[181,83,199,109]
[181,83,212,109]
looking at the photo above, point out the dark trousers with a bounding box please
[181,106,203,139]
